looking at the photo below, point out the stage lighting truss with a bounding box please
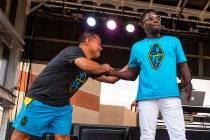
[29,0,210,36]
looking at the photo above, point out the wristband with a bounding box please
[109,69,116,76]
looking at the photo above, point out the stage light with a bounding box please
[126,24,135,33]
[86,17,96,27]
[106,20,117,30]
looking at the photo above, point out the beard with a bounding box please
[149,27,161,35]
[148,26,161,35]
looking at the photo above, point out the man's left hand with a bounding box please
[185,84,192,104]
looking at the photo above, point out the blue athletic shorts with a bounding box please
[12,97,73,137]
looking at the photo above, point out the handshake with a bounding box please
[102,63,117,76]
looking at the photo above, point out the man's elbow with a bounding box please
[131,76,138,81]
[130,78,136,81]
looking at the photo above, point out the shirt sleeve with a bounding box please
[174,37,187,64]
[128,45,139,68]
[62,47,85,65]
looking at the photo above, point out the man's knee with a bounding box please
[11,129,30,140]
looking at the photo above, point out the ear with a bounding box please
[84,38,89,44]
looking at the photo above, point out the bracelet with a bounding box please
[110,69,116,76]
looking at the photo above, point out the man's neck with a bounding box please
[79,43,92,59]
[147,33,161,38]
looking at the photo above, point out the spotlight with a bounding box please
[126,24,135,33]
[106,20,117,30]
[86,17,96,27]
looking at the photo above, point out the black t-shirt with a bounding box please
[27,47,92,106]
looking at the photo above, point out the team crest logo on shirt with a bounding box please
[21,116,27,126]
[70,71,88,93]
[148,43,164,69]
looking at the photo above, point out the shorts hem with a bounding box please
[12,125,42,137]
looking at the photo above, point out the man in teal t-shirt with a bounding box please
[129,35,186,101]
[110,9,192,140]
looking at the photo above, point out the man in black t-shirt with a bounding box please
[11,32,121,140]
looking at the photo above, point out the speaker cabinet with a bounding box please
[73,124,128,140]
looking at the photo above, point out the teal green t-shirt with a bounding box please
[128,36,187,101]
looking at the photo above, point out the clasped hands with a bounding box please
[102,63,116,76]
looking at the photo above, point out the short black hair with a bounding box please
[140,9,157,23]
[79,32,99,43]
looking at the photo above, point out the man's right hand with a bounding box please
[101,63,115,76]
[102,63,112,71]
